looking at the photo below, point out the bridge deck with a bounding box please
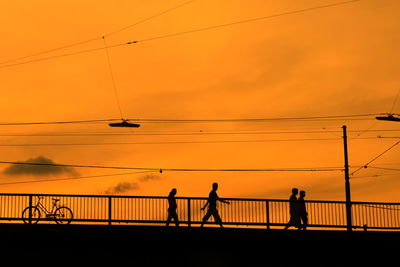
[1,224,397,266]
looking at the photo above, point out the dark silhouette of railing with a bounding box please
[0,193,399,230]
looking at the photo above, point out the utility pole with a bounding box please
[342,125,352,232]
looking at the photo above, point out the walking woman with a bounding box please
[166,188,179,227]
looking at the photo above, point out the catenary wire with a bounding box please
[0,0,361,69]
[103,36,124,119]
[350,141,400,176]
[2,128,400,137]
[137,0,361,44]
[0,0,197,65]
[0,113,383,126]
[0,170,156,186]
[0,137,377,147]
[0,160,344,172]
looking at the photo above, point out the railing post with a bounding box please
[108,196,112,225]
[187,198,191,227]
[266,200,270,230]
[28,194,33,224]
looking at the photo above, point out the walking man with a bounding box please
[166,188,179,227]
[298,190,308,230]
[283,188,300,230]
[200,182,230,228]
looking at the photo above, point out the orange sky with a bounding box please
[0,0,400,202]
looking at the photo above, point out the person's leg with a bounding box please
[201,210,212,227]
[166,211,172,227]
[284,216,294,230]
[212,209,223,228]
[173,211,179,227]
[301,215,308,230]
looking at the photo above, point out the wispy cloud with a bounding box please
[103,173,162,195]
[3,156,78,177]
[104,182,139,194]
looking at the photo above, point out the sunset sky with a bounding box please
[1,0,400,202]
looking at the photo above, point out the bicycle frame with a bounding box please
[34,197,59,217]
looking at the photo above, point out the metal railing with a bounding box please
[0,193,399,230]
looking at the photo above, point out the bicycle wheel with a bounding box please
[54,206,73,224]
[22,206,41,224]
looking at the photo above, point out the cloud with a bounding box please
[3,156,78,177]
[104,182,140,195]
[103,173,162,195]
[138,174,161,182]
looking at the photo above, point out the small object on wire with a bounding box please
[376,114,400,122]
[109,119,141,128]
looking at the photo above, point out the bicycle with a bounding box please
[22,196,73,224]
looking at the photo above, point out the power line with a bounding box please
[0,170,155,186]
[137,0,361,44]
[0,138,367,147]
[0,0,362,69]
[128,114,379,123]
[352,172,400,179]
[0,113,382,126]
[0,119,120,126]
[350,141,400,176]
[0,136,392,147]
[0,42,132,69]
[0,0,197,65]
[368,166,400,172]
[104,0,197,38]
[2,128,400,137]
[0,160,344,172]
[103,36,124,120]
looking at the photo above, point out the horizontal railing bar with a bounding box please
[0,193,399,230]
[2,192,400,205]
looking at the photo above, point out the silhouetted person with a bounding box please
[166,188,179,227]
[200,182,230,228]
[283,188,300,230]
[298,190,308,230]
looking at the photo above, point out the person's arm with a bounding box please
[220,199,230,204]
[201,200,209,210]
[215,192,230,204]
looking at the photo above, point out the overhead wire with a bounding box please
[0,170,156,186]
[0,0,198,65]
[389,88,400,114]
[127,113,380,123]
[351,172,400,179]
[350,141,400,176]
[3,128,400,137]
[2,128,400,137]
[0,160,344,172]
[0,113,382,126]
[0,119,120,126]
[136,0,361,44]
[3,137,398,147]
[368,166,400,172]
[0,137,390,147]
[103,0,197,38]
[0,0,362,69]
[103,36,124,120]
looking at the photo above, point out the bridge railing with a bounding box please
[0,193,399,230]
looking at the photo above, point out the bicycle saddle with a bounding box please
[52,198,60,202]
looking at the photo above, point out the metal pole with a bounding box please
[108,196,112,225]
[342,125,352,232]
[187,198,191,227]
[28,194,33,224]
[266,200,270,230]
